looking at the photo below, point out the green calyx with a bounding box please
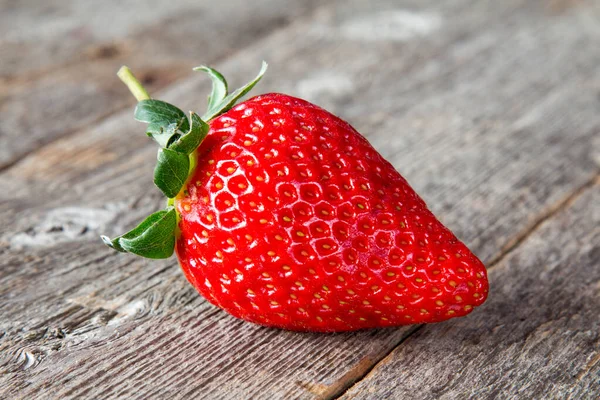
[102,62,268,259]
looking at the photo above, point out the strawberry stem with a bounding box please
[118,66,151,101]
[103,63,267,259]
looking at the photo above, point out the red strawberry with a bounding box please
[103,63,488,332]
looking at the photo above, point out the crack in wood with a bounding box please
[323,326,422,400]
[485,173,600,269]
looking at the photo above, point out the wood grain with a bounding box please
[1,0,599,399]
[0,0,322,169]
[341,182,600,400]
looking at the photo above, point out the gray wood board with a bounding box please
[342,182,600,400]
[0,0,322,168]
[1,0,599,399]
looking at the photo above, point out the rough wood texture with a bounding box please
[1,0,599,399]
[0,0,321,168]
[342,182,600,400]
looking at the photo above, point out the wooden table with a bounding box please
[1,0,599,398]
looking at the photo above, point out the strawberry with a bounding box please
[103,63,488,332]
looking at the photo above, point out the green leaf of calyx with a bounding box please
[201,61,268,121]
[193,66,228,111]
[154,148,190,198]
[162,122,183,148]
[101,208,177,259]
[135,100,189,147]
[169,112,209,154]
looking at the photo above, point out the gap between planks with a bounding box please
[485,172,600,268]
[326,172,600,400]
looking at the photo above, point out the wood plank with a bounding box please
[1,0,600,398]
[341,181,600,400]
[0,0,312,79]
[0,0,322,168]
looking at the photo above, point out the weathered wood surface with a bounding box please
[0,0,322,169]
[342,181,600,400]
[1,0,599,399]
